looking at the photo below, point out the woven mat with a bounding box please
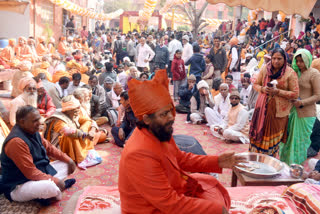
[0,194,40,214]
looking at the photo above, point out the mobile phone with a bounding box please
[267,82,273,87]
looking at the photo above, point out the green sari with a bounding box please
[279,107,315,165]
[279,49,316,165]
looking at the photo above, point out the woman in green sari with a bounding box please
[280,49,320,165]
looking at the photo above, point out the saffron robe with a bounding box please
[119,128,231,214]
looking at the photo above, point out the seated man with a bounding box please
[11,61,34,98]
[111,91,137,147]
[44,96,97,165]
[88,75,106,109]
[119,70,245,213]
[36,81,56,118]
[107,82,123,109]
[175,74,197,114]
[49,76,70,108]
[189,80,214,124]
[10,78,37,126]
[67,73,85,95]
[240,74,252,106]
[205,83,231,127]
[210,91,250,144]
[0,106,76,205]
[225,75,236,93]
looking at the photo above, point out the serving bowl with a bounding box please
[235,152,284,178]
[289,164,304,179]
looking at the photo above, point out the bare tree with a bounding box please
[175,1,209,38]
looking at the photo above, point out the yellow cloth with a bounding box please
[52,70,71,83]
[32,68,52,82]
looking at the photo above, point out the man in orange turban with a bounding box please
[36,36,48,57]
[15,37,33,62]
[119,70,245,214]
[0,39,16,64]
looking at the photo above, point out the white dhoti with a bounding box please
[209,125,249,144]
[205,107,224,126]
[10,161,69,202]
[190,113,203,124]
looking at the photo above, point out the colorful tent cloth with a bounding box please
[0,0,29,14]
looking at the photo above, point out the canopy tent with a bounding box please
[206,0,317,18]
[0,0,29,14]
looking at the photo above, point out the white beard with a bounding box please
[22,91,37,108]
[81,101,91,117]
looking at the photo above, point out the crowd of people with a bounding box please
[0,13,320,212]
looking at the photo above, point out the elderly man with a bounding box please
[107,82,123,109]
[10,78,37,126]
[11,61,34,98]
[88,75,106,108]
[210,91,250,144]
[37,81,56,118]
[176,74,197,114]
[189,80,214,124]
[181,35,193,72]
[44,96,100,166]
[136,37,155,72]
[111,91,137,147]
[49,76,70,108]
[0,38,16,65]
[205,83,231,127]
[119,69,245,213]
[1,106,76,205]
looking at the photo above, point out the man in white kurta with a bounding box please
[205,83,231,126]
[136,37,155,71]
[210,91,250,144]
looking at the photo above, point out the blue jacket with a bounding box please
[185,53,206,77]
[178,83,197,107]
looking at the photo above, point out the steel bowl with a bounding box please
[235,152,284,178]
[289,164,304,179]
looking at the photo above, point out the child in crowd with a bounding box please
[225,74,236,93]
[171,50,186,102]
[202,55,215,89]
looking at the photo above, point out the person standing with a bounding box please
[154,37,170,70]
[171,50,186,102]
[279,49,320,165]
[249,48,299,157]
[136,37,155,72]
[185,45,206,83]
[209,36,227,78]
[126,35,136,63]
[226,37,241,88]
[168,34,183,78]
[80,26,88,40]
[182,35,193,73]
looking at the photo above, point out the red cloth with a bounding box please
[128,69,175,120]
[229,84,236,93]
[37,91,56,117]
[119,128,230,214]
[171,55,186,81]
[4,136,71,185]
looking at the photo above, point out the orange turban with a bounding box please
[311,58,320,72]
[40,61,50,69]
[38,36,45,43]
[18,77,36,92]
[128,69,175,120]
[229,37,239,46]
[61,95,80,112]
[8,39,16,46]
[18,36,27,43]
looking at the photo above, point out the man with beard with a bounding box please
[44,96,99,166]
[119,70,245,214]
[36,81,56,118]
[210,91,250,144]
[111,91,137,147]
[205,83,231,127]
[10,78,38,126]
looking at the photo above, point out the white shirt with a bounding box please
[229,47,238,71]
[213,93,231,119]
[240,85,252,106]
[168,39,183,60]
[136,44,155,68]
[67,81,85,95]
[182,43,193,63]
[221,105,249,132]
[118,72,128,89]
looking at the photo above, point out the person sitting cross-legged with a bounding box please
[210,91,250,144]
[111,91,137,147]
[0,106,76,205]
[44,95,101,168]
[36,80,56,118]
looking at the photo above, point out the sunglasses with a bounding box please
[26,87,37,91]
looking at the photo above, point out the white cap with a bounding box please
[182,35,189,42]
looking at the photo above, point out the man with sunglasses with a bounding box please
[210,90,250,144]
[9,77,38,126]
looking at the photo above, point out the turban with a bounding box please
[61,37,66,41]
[230,90,240,99]
[104,76,114,84]
[36,80,44,89]
[62,95,80,112]
[8,39,16,46]
[197,80,209,90]
[40,61,50,69]
[38,36,45,43]
[128,69,175,120]
[18,61,32,71]
[18,36,27,43]
[18,77,36,92]
[229,37,239,46]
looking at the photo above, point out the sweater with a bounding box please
[185,53,206,77]
[171,55,186,81]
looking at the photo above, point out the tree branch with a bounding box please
[198,23,209,32]
[197,2,208,19]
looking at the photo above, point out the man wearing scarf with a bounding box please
[49,76,70,108]
[0,39,16,65]
[44,96,97,164]
[119,69,245,214]
[36,81,56,118]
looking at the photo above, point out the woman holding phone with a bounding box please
[249,48,299,157]
[279,49,320,164]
